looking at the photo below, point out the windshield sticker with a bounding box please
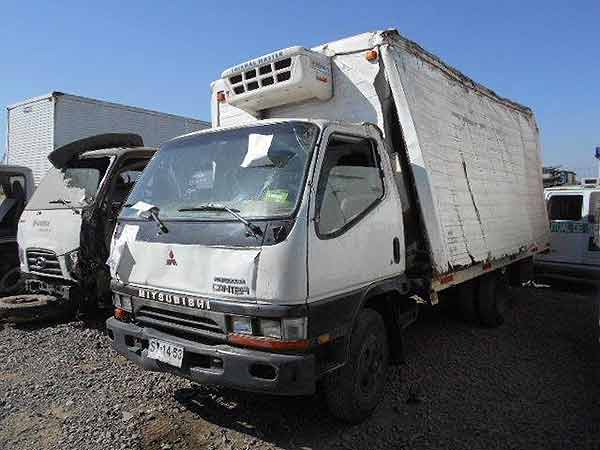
[550,222,592,234]
[263,189,289,203]
[188,161,216,190]
[241,134,274,168]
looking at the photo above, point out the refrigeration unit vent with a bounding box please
[221,46,332,114]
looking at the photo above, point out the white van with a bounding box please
[536,182,600,280]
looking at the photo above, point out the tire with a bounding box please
[0,294,62,323]
[322,308,389,423]
[0,267,24,296]
[477,273,507,327]
[457,279,478,322]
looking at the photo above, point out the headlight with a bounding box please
[18,246,26,268]
[64,249,79,277]
[282,317,307,340]
[229,316,307,341]
[231,316,253,335]
[258,319,281,339]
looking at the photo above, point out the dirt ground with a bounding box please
[1,282,599,450]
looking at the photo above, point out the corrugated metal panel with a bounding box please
[388,45,548,273]
[54,95,208,150]
[6,95,54,184]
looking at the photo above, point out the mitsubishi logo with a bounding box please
[166,249,177,266]
[36,256,47,269]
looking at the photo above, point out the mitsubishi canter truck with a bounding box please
[106,30,549,422]
[5,134,156,318]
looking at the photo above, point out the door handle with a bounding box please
[393,237,400,264]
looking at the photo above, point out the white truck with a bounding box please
[535,179,600,280]
[6,92,209,184]
[106,30,549,422]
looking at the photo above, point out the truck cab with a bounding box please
[0,165,34,295]
[107,118,406,411]
[535,182,600,280]
[17,134,156,309]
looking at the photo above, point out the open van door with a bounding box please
[48,134,143,169]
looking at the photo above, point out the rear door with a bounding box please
[307,124,404,301]
[545,192,586,265]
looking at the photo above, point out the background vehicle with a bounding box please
[0,165,34,295]
[5,91,209,183]
[535,181,600,281]
[13,134,156,315]
[106,30,549,422]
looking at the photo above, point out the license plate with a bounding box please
[147,339,184,368]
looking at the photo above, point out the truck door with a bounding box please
[582,191,600,267]
[307,125,405,301]
[545,192,586,265]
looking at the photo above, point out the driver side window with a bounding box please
[316,134,384,237]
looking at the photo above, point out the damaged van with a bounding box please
[0,134,156,319]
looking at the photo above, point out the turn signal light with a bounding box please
[216,91,226,102]
[114,307,129,321]
[228,333,310,351]
[366,50,378,62]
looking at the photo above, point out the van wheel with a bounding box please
[322,309,389,423]
[0,295,62,323]
[477,273,506,327]
[457,279,478,322]
[0,267,24,296]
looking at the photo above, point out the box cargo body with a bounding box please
[212,30,549,289]
[6,92,209,183]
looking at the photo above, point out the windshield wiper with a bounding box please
[178,204,263,238]
[48,198,80,215]
[146,209,169,234]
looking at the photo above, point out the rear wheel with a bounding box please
[477,273,507,327]
[322,308,389,423]
[457,279,478,323]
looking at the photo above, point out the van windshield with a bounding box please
[122,122,319,220]
[26,157,111,211]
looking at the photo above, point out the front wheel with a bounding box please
[322,308,389,423]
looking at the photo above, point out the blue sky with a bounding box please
[1,1,598,176]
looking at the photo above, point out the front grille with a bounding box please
[228,57,293,95]
[26,249,62,276]
[135,306,226,343]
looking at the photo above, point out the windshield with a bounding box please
[26,157,111,210]
[122,122,319,220]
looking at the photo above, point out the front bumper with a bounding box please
[106,317,316,396]
[23,276,73,300]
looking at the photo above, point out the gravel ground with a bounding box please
[1,283,599,450]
